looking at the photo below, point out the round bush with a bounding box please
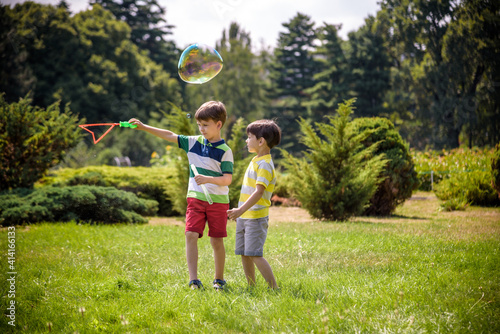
[351,117,419,216]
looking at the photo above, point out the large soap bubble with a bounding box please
[178,43,223,84]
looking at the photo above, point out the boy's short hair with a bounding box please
[247,119,281,149]
[195,101,227,127]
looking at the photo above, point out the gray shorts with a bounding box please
[235,217,269,257]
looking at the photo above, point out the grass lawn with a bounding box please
[1,192,499,333]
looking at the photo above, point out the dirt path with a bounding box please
[147,194,435,226]
[147,193,500,232]
[147,206,315,226]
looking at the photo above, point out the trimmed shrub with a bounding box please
[280,99,388,221]
[0,186,158,226]
[38,166,178,216]
[492,143,500,197]
[351,117,419,216]
[434,169,500,207]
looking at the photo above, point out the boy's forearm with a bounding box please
[202,174,232,186]
[129,118,177,143]
[237,185,266,214]
[140,125,178,143]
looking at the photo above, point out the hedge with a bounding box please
[38,166,179,216]
[0,186,158,226]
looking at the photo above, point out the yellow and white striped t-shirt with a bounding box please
[239,154,276,219]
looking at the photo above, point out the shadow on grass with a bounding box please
[352,214,429,223]
[383,214,428,220]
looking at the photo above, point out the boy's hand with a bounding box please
[128,118,145,130]
[227,185,265,220]
[227,208,242,220]
[194,175,209,185]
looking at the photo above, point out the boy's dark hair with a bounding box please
[247,119,281,149]
[195,101,227,127]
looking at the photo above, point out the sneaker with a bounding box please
[189,280,204,290]
[212,279,226,291]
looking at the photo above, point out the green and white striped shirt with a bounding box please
[178,135,233,204]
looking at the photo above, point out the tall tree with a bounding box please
[73,4,182,122]
[345,15,391,118]
[1,3,181,124]
[442,0,500,147]
[91,0,178,74]
[379,0,499,148]
[0,2,77,105]
[271,12,318,98]
[269,12,318,154]
[303,23,348,123]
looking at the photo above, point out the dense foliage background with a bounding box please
[1,0,498,165]
[0,0,499,223]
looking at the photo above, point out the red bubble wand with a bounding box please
[79,121,137,144]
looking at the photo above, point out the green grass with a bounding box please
[1,192,499,333]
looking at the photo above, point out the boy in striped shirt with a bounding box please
[129,101,233,291]
[227,120,281,289]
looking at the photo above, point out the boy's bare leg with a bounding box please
[210,237,225,280]
[252,256,278,289]
[241,255,256,285]
[185,231,199,281]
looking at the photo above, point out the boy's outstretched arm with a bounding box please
[227,184,265,220]
[128,118,178,143]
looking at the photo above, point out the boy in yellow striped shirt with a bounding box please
[227,120,281,289]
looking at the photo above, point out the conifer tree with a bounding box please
[345,16,391,118]
[0,94,81,191]
[269,12,318,155]
[280,99,387,221]
[303,23,348,123]
[91,0,178,74]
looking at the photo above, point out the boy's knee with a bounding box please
[251,256,265,263]
[210,237,225,247]
[186,231,200,241]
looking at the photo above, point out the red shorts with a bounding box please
[185,198,229,238]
